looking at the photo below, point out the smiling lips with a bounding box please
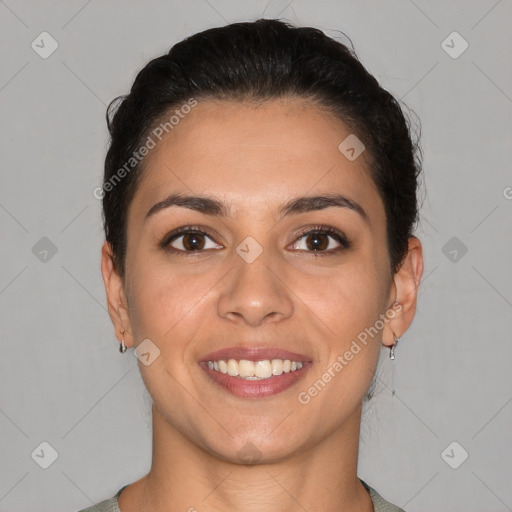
[199,346,312,398]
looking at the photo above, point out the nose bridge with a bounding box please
[217,238,294,326]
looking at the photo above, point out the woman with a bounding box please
[80,18,423,512]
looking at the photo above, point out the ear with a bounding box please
[382,237,424,347]
[100,241,134,349]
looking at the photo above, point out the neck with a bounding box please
[120,403,373,512]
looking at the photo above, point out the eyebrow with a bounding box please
[145,193,368,223]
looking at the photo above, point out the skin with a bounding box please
[101,97,423,512]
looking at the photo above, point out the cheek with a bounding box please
[300,258,386,384]
[126,267,208,397]
[306,257,387,337]
[291,264,386,421]
[126,256,223,347]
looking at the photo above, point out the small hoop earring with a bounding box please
[389,334,400,360]
[119,339,127,354]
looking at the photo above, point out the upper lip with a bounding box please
[199,346,312,363]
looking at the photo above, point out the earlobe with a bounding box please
[100,241,134,349]
[382,237,424,347]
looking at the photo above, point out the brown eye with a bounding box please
[290,227,350,253]
[165,229,223,253]
[304,233,329,251]
[181,233,206,251]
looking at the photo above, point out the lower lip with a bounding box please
[198,362,312,398]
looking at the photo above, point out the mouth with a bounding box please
[198,347,312,398]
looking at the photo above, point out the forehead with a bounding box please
[129,98,383,222]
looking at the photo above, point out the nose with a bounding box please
[217,248,294,327]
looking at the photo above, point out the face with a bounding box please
[104,98,412,463]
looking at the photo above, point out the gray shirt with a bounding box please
[76,479,406,512]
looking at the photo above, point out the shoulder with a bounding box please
[75,486,125,512]
[76,496,119,512]
[360,478,406,512]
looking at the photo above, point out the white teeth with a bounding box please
[227,359,239,376]
[271,359,283,375]
[206,358,306,380]
[218,360,228,373]
[255,360,272,379]
[239,359,255,378]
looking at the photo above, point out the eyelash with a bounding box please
[159,224,351,257]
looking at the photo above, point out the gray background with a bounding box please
[1,1,511,511]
